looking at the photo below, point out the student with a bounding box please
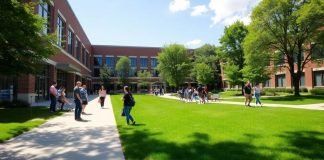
[122,86,135,125]
[243,81,252,107]
[98,85,107,108]
[57,86,71,111]
[49,82,58,112]
[74,81,82,121]
[80,84,88,114]
[254,84,262,107]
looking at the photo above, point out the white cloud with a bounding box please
[169,0,190,13]
[186,39,202,47]
[208,0,260,26]
[191,5,209,16]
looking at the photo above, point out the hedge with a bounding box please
[310,88,324,95]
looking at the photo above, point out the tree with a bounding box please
[219,21,248,89]
[244,0,324,96]
[115,56,131,86]
[157,44,191,88]
[193,44,221,88]
[99,65,112,89]
[194,63,214,85]
[0,0,56,75]
[137,70,151,88]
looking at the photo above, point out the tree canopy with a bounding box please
[194,63,214,85]
[0,0,56,75]
[244,0,324,96]
[115,56,131,86]
[137,70,151,88]
[157,44,191,88]
[99,65,112,89]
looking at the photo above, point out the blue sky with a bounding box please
[67,0,260,49]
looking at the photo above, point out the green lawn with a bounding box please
[0,107,62,142]
[111,95,324,160]
[222,95,324,105]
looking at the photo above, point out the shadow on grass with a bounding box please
[0,107,63,123]
[118,126,324,160]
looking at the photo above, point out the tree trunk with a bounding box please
[292,73,301,96]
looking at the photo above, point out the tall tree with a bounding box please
[193,44,221,88]
[219,21,248,89]
[115,56,131,86]
[99,65,112,89]
[137,70,151,88]
[194,63,214,85]
[157,44,191,88]
[244,0,324,96]
[0,0,56,75]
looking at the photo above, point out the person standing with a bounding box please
[254,84,262,107]
[49,82,58,112]
[243,81,253,107]
[74,81,82,121]
[98,85,107,108]
[80,84,88,114]
[122,86,135,125]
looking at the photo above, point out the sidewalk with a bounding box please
[0,95,125,160]
[160,94,324,111]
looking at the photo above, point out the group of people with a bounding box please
[178,85,208,104]
[243,81,263,107]
[152,87,164,96]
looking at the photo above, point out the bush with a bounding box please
[300,87,308,93]
[0,100,30,108]
[310,88,324,95]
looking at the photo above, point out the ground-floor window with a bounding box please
[0,76,17,101]
[57,70,67,88]
[263,79,271,87]
[300,73,305,87]
[314,71,324,87]
[35,66,49,101]
[275,74,286,87]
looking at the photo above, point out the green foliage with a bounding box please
[194,63,214,85]
[115,56,131,86]
[310,88,324,95]
[245,0,324,96]
[157,44,191,87]
[0,0,56,75]
[99,65,112,89]
[219,21,248,86]
[137,70,151,87]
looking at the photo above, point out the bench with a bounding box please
[209,94,220,101]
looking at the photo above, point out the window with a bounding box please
[277,54,285,65]
[130,57,137,68]
[151,58,158,68]
[106,56,115,68]
[276,74,286,87]
[140,57,148,69]
[312,45,324,59]
[300,73,305,87]
[129,68,137,77]
[94,68,100,77]
[151,69,159,77]
[75,40,81,61]
[263,79,271,87]
[94,57,102,66]
[314,71,324,87]
[129,57,137,77]
[84,50,88,66]
[38,2,50,34]
[81,47,86,64]
[294,53,305,63]
[67,30,74,55]
[56,16,65,47]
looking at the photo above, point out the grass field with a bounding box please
[0,107,62,142]
[222,95,324,105]
[111,95,324,160]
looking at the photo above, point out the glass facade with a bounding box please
[263,79,271,87]
[94,57,102,66]
[38,2,50,34]
[94,68,100,77]
[300,73,305,87]
[67,30,74,55]
[75,40,81,61]
[276,74,286,87]
[56,16,65,47]
[151,58,158,77]
[140,57,148,69]
[130,57,137,77]
[35,66,49,101]
[314,71,324,87]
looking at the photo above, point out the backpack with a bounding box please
[128,93,136,107]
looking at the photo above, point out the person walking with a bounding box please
[80,84,88,114]
[49,82,58,112]
[98,85,107,108]
[74,81,82,121]
[254,84,262,107]
[243,81,253,107]
[122,86,135,125]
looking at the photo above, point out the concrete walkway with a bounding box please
[160,94,324,111]
[0,95,125,160]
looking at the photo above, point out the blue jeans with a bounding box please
[123,106,134,124]
[50,95,56,112]
[74,100,82,119]
[255,93,261,105]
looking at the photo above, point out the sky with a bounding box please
[67,0,261,49]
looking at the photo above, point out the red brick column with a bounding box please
[66,73,75,97]
[17,74,36,103]
[48,65,57,85]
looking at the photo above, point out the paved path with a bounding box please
[160,94,324,111]
[0,95,125,160]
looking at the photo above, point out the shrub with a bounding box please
[310,88,324,95]
[299,87,308,93]
[0,100,30,108]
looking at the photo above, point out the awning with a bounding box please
[56,63,81,73]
